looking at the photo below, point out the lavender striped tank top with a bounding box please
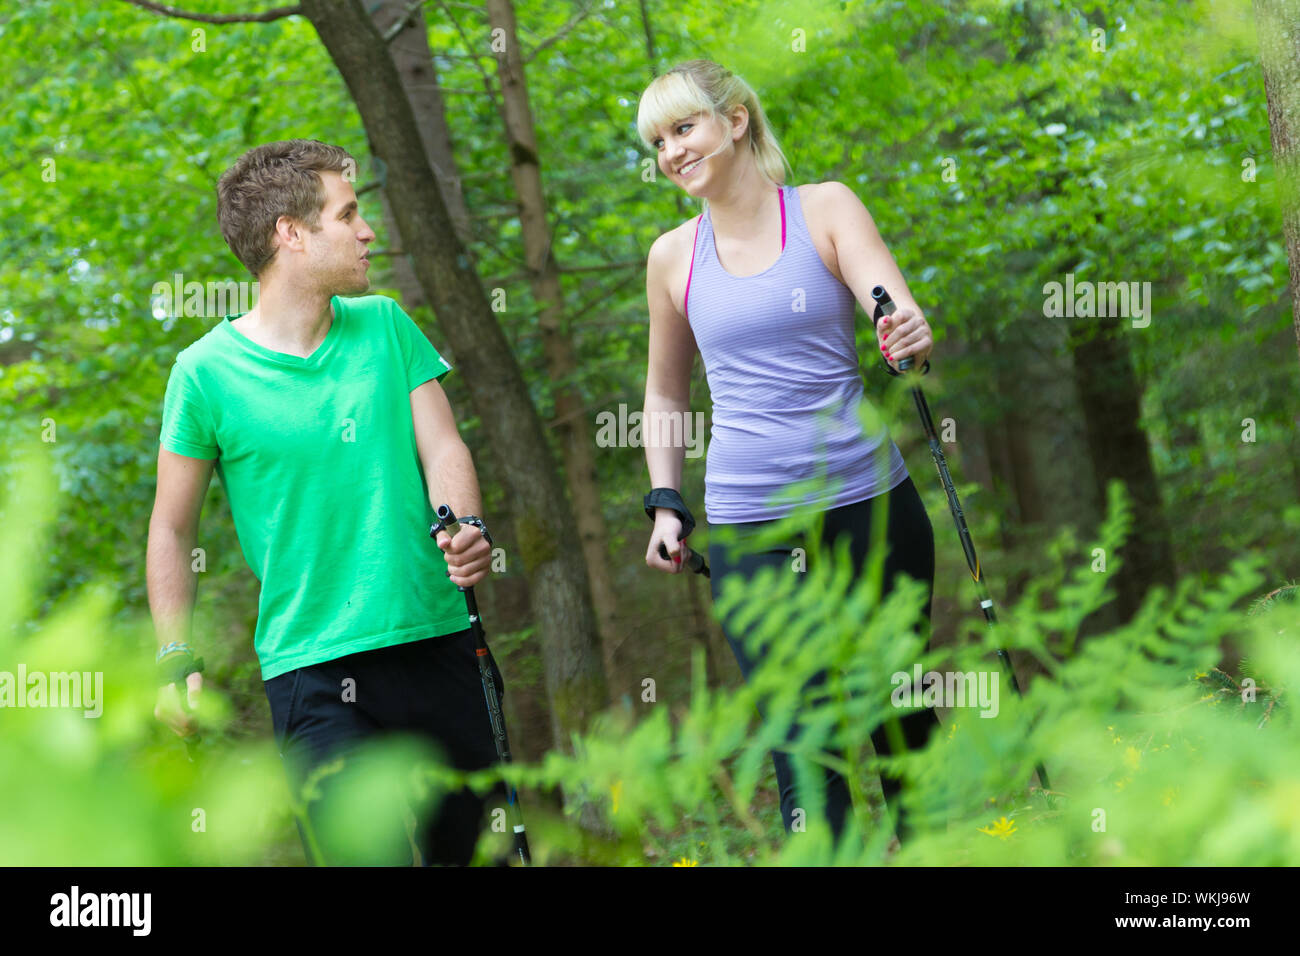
[684,183,909,523]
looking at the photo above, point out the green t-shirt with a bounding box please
[159,293,470,680]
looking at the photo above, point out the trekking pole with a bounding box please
[431,505,532,865]
[871,285,1055,809]
[658,542,710,577]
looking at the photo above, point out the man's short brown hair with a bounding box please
[216,139,356,277]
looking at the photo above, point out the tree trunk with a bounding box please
[301,0,607,747]
[1068,315,1176,620]
[369,1,475,279]
[483,0,622,680]
[1251,0,1300,368]
[367,0,546,762]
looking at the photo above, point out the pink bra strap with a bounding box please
[684,213,702,320]
[779,186,786,251]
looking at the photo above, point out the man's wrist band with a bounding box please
[643,488,695,539]
[158,651,204,687]
[157,641,192,663]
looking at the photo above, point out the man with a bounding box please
[147,139,499,865]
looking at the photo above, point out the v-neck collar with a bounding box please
[221,296,344,369]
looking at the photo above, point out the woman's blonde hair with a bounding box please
[636,59,792,190]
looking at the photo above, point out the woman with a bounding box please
[638,59,942,848]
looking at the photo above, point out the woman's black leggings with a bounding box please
[706,475,942,846]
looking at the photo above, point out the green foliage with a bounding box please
[0,443,459,866]
[1,444,274,864]
[1,0,1295,866]
[472,479,1296,865]
[2,0,1287,682]
[2,437,1295,867]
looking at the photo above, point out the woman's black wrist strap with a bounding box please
[643,488,695,539]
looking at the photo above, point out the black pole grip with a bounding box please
[434,503,460,538]
[658,541,710,577]
[870,285,914,371]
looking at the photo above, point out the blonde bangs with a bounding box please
[636,71,717,147]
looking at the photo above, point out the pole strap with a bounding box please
[643,487,696,539]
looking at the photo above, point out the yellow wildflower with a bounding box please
[672,857,699,867]
[977,816,1017,839]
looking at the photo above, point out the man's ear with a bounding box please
[272,214,302,254]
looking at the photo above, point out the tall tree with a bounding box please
[484,0,622,675]
[303,0,609,746]
[367,0,545,759]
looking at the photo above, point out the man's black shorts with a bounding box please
[263,627,504,865]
